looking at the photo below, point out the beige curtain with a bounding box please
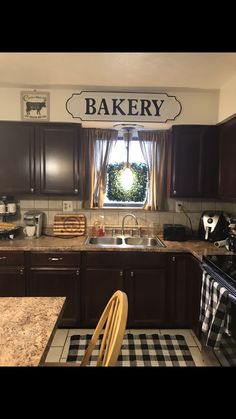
[80,128,117,208]
[138,130,170,211]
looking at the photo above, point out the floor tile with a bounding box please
[190,330,202,350]
[61,337,71,359]
[51,329,68,347]
[159,329,197,347]
[189,346,220,367]
[45,346,64,362]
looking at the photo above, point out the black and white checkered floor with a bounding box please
[45,329,221,366]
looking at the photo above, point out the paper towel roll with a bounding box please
[214,239,226,248]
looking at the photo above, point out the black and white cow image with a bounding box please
[26,101,46,115]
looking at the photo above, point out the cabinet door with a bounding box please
[170,254,202,332]
[82,268,123,327]
[170,125,219,198]
[125,268,169,328]
[0,268,25,296]
[170,254,192,327]
[0,122,35,194]
[218,119,236,199]
[28,268,80,327]
[189,256,202,339]
[38,123,80,194]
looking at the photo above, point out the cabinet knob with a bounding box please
[173,190,177,195]
[172,256,176,262]
[19,269,24,275]
[74,189,78,193]
[130,271,134,278]
[120,270,123,277]
[76,269,80,276]
[30,188,34,193]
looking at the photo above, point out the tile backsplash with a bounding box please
[15,197,236,234]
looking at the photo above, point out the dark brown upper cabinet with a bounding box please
[37,123,80,195]
[218,117,236,200]
[169,125,219,198]
[0,122,35,194]
[0,121,81,195]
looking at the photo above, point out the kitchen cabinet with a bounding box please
[81,252,123,327]
[37,123,80,194]
[169,125,219,198]
[82,252,169,328]
[0,121,81,195]
[123,252,169,327]
[169,253,202,333]
[218,117,236,199]
[0,122,35,194]
[0,251,25,296]
[189,255,202,339]
[27,252,81,327]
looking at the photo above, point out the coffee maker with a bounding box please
[198,211,229,242]
[23,211,44,238]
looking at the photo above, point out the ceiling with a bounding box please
[1,52,236,90]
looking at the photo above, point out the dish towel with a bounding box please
[200,270,232,350]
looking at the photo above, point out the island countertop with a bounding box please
[0,296,66,366]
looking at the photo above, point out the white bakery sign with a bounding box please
[66,91,182,123]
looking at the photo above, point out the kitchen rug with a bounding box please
[66,333,196,366]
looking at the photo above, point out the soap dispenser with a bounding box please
[98,215,105,236]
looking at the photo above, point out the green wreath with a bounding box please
[107,162,148,202]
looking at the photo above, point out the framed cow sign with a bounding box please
[21,91,50,121]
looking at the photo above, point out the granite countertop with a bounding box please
[0,233,234,261]
[0,296,66,366]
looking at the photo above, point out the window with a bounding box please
[104,135,148,208]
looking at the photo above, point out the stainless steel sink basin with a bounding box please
[85,236,123,245]
[124,237,165,247]
[85,235,165,248]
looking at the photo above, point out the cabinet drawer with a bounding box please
[123,252,167,268]
[30,252,80,267]
[0,252,24,266]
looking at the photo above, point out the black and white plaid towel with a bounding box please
[200,270,232,349]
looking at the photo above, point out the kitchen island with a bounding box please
[0,296,66,366]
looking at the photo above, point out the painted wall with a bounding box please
[0,87,219,128]
[218,74,236,123]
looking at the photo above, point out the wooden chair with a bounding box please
[42,290,128,367]
[80,290,128,366]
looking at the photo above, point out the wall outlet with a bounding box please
[175,201,183,213]
[62,201,73,212]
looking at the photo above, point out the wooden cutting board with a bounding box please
[53,214,86,236]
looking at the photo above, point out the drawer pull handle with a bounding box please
[0,256,7,260]
[48,257,63,261]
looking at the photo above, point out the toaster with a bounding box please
[163,224,187,241]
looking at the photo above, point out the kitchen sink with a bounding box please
[85,236,123,245]
[124,237,165,247]
[85,235,165,248]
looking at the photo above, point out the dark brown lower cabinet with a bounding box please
[82,252,169,328]
[0,252,25,296]
[27,252,81,327]
[125,268,169,327]
[169,253,202,334]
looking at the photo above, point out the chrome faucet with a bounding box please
[121,213,139,235]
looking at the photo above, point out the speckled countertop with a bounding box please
[0,234,234,261]
[0,297,66,366]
